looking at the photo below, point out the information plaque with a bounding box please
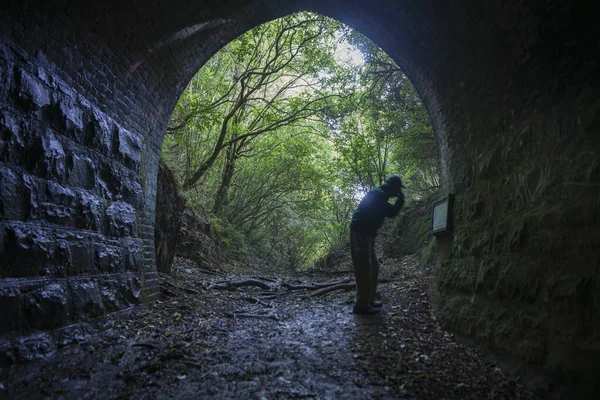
[432,194,454,235]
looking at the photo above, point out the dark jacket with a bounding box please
[350,187,404,237]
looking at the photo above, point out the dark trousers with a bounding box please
[350,229,379,307]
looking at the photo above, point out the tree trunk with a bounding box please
[213,144,237,215]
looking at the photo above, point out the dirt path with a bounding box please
[2,261,536,399]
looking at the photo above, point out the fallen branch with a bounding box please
[258,294,278,300]
[209,279,272,291]
[312,278,352,288]
[250,276,278,283]
[281,283,318,291]
[194,267,223,276]
[282,278,352,291]
[309,283,355,297]
[257,293,293,300]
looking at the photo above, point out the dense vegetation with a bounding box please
[162,12,438,270]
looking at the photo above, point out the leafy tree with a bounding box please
[167,13,348,192]
[162,12,439,271]
[348,30,439,198]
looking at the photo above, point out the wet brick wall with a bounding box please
[0,39,147,363]
[0,0,598,396]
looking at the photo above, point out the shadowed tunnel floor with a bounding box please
[2,257,535,399]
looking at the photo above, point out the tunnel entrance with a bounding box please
[1,1,599,397]
[157,12,439,275]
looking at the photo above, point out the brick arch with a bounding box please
[134,0,461,188]
[1,0,598,395]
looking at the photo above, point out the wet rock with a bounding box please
[99,275,141,312]
[0,338,17,365]
[100,277,128,312]
[84,111,112,155]
[0,165,30,220]
[16,69,51,109]
[122,177,144,209]
[74,191,105,231]
[0,285,24,333]
[13,332,56,363]
[0,45,14,99]
[154,160,185,274]
[65,154,96,189]
[27,177,76,227]
[68,241,95,275]
[22,135,45,176]
[21,130,67,179]
[105,201,137,237]
[95,243,122,274]
[55,322,93,348]
[94,162,143,208]
[42,102,67,132]
[112,127,141,171]
[125,275,142,304]
[24,282,71,330]
[58,95,84,131]
[70,279,105,319]
[0,111,24,164]
[123,237,143,272]
[41,130,66,177]
[0,224,56,277]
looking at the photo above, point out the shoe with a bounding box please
[370,300,383,308]
[353,305,381,315]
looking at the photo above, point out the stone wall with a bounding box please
[432,109,600,396]
[425,3,600,396]
[0,39,146,362]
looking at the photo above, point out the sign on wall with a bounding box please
[432,194,454,235]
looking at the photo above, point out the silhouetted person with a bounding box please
[350,175,405,314]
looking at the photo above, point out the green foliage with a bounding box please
[162,12,439,271]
